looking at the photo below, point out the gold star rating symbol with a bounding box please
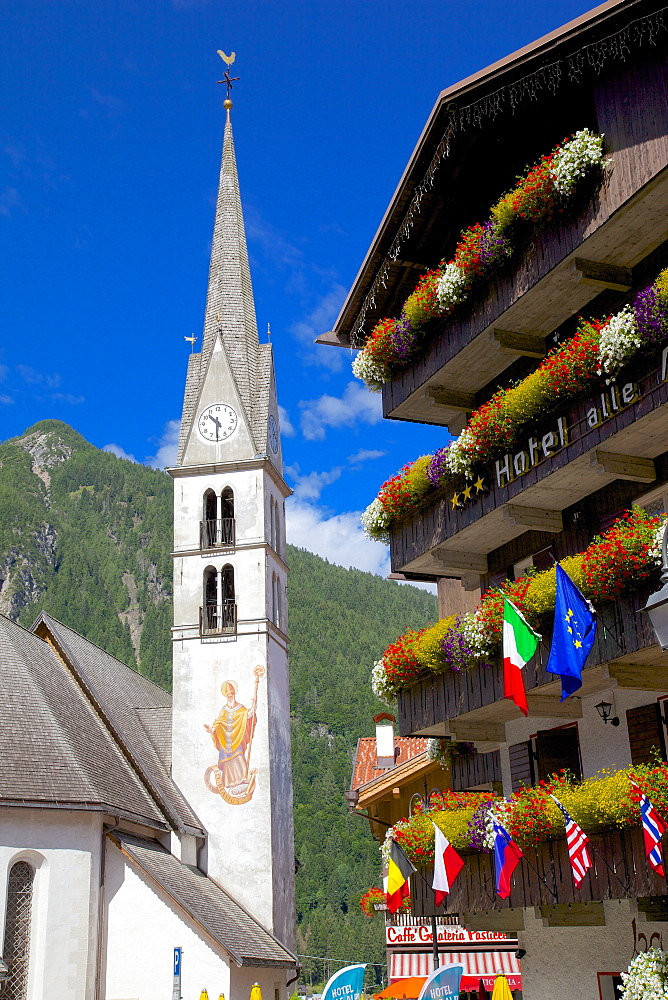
[450,492,460,509]
[462,483,472,501]
[474,476,486,493]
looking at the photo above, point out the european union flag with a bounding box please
[546,564,597,700]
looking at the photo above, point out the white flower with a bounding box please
[552,129,604,197]
[598,305,643,375]
[352,349,387,392]
[371,658,396,707]
[436,264,470,313]
[621,949,668,999]
[650,515,668,564]
[444,428,476,479]
[459,612,494,661]
[381,822,410,864]
[481,800,514,851]
[361,498,391,543]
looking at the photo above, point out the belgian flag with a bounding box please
[386,840,416,913]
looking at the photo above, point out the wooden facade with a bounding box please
[411,828,668,923]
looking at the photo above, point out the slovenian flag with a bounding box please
[432,821,464,904]
[386,839,416,913]
[503,598,540,717]
[493,820,523,898]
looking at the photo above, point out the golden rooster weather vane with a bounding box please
[217,50,240,109]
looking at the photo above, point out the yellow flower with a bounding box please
[414,617,457,672]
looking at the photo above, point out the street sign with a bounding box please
[173,947,182,1000]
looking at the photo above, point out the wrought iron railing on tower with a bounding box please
[200,518,235,550]
[200,601,237,636]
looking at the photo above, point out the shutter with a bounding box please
[627,703,666,766]
[509,741,534,792]
[535,726,581,782]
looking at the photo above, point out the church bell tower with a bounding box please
[169,88,294,949]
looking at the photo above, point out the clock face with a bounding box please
[197,403,238,443]
[268,413,279,454]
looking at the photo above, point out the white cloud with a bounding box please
[299,381,383,441]
[291,284,347,371]
[103,443,137,463]
[286,464,342,501]
[286,498,390,576]
[145,419,181,469]
[50,392,84,405]
[0,394,13,405]
[277,404,295,437]
[348,448,386,466]
[18,365,61,388]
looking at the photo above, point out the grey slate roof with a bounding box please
[0,614,169,828]
[32,612,203,836]
[177,115,273,463]
[111,831,297,968]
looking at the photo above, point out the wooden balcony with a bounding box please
[380,49,668,428]
[390,350,668,581]
[410,827,668,929]
[397,585,668,740]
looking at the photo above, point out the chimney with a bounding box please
[374,712,396,769]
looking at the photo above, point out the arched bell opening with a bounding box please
[200,564,237,635]
[200,487,236,549]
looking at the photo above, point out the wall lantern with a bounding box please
[595,700,620,726]
[642,520,668,649]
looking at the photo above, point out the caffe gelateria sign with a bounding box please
[492,378,640,490]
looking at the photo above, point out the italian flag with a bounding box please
[503,598,540,717]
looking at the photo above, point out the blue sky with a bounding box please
[1,0,596,577]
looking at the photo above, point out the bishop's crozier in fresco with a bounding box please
[204,665,265,804]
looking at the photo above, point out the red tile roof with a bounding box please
[351,736,429,791]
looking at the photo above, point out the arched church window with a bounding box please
[3,861,34,1000]
[270,497,277,550]
[201,487,236,550]
[272,573,278,626]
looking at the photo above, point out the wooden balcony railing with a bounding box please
[410,826,668,925]
[398,585,659,737]
[200,602,237,636]
[200,518,235,549]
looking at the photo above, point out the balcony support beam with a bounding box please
[608,662,668,691]
[450,720,506,742]
[540,902,605,927]
[432,549,488,574]
[526,693,583,718]
[427,386,475,411]
[571,257,632,292]
[502,504,563,532]
[492,329,545,359]
[462,908,525,932]
[590,450,656,483]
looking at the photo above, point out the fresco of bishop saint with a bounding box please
[204,669,263,805]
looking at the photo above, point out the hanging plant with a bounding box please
[352,130,605,391]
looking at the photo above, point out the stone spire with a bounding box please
[201,111,258,403]
[177,108,274,465]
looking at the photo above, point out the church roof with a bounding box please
[0,614,170,829]
[32,612,204,836]
[111,831,298,968]
[177,114,273,463]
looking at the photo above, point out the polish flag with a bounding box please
[432,821,465,905]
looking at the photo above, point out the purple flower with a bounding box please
[467,800,494,852]
[389,313,417,360]
[478,220,512,271]
[440,617,475,671]
[426,446,450,486]
[633,283,667,345]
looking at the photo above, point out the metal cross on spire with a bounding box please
[216,50,240,107]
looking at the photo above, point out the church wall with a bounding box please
[103,839,231,1000]
[0,807,101,1000]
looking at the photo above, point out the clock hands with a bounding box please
[209,414,222,441]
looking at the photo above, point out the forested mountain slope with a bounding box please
[0,420,437,983]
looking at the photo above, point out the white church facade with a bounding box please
[0,97,297,999]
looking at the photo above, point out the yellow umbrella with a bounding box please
[491,975,513,1000]
[250,983,263,1000]
[200,991,209,1000]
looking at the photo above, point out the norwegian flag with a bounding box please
[632,781,668,877]
[550,794,593,887]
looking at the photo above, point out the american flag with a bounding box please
[550,794,593,886]
[632,782,667,877]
